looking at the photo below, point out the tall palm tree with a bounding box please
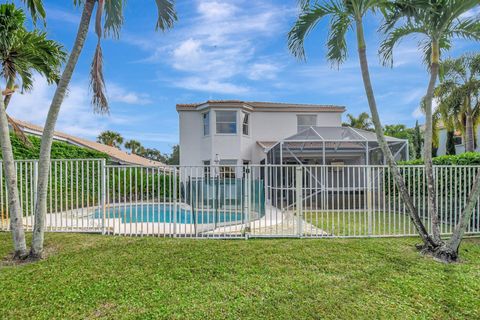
[124,139,143,154]
[288,0,433,249]
[0,3,66,259]
[381,0,480,261]
[21,0,176,259]
[435,53,480,152]
[97,130,124,148]
[1,3,66,144]
[342,112,372,130]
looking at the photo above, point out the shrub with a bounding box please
[400,152,480,166]
[2,133,108,160]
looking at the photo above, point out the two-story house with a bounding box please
[177,100,346,169]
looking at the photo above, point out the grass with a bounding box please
[1,233,479,319]
[304,211,449,236]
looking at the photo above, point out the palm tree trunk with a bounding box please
[29,0,95,259]
[355,19,435,248]
[0,94,28,259]
[4,77,32,146]
[465,113,474,152]
[448,169,480,254]
[446,131,456,155]
[423,41,441,244]
[3,78,15,109]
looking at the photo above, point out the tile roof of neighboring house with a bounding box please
[13,119,167,167]
[176,100,345,112]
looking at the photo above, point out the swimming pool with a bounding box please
[95,204,244,224]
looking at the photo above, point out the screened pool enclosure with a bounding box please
[265,127,408,165]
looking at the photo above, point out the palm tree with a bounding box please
[125,139,143,154]
[288,0,433,250]
[23,0,176,259]
[381,0,480,261]
[342,112,372,130]
[435,53,480,152]
[1,3,66,144]
[97,130,124,148]
[0,3,66,259]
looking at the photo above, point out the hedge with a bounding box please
[387,153,480,228]
[400,152,480,166]
[2,133,108,160]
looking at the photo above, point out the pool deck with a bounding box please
[12,204,327,237]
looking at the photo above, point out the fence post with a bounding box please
[243,166,251,239]
[173,167,178,237]
[367,166,372,236]
[296,166,303,237]
[101,159,106,235]
[33,160,38,202]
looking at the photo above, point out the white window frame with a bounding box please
[297,114,317,132]
[219,159,237,178]
[203,160,211,177]
[203,112,210,136]
[216,111,237,134]
[242,112,250,136]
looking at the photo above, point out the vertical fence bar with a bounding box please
[101,159,106,235]
[296,166,302,237]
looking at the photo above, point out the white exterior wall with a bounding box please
[436,126,480,156]
[179,111,211,166]
[179,107,343,167]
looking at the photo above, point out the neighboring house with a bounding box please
[177,100,408,174]
[12,119,166,167]
[436,123,479,155]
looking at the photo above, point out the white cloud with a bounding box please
[175,77,250,95]
[247,63,280,80]
[6,75,147,140]
[197,1,238,20]
[412,106,424,119]
[45,7,80,24]
[134,0,294,95]
[412,98,439,119]
[108,83,152,105]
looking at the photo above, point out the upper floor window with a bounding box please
[216,111,237,134]
[203,112,210,136]
[242,112,249,135]
[297,114,317,132]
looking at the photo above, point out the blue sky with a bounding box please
[8,0,480,153]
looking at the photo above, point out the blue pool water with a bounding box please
[95,204,244,224]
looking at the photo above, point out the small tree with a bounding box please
[167,144,179,165]
[413,121,422,159]
[342,112,372,130]
[435,53,480,152]
[97,130,124,148]
[125,139,143,154]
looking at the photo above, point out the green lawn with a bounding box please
[303,211,449,237]
[1,233,479,319]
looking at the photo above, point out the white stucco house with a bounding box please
[436,124,480,156]
[177,100,408,172]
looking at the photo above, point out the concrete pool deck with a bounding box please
[11,204,327,237]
